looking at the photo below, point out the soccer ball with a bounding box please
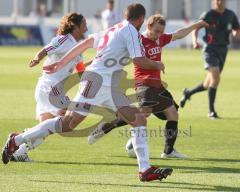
[125,138,136,158]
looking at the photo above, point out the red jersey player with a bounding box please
[88,14,208,159]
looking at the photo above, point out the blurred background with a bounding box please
[0,0,240,48]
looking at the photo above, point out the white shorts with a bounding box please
[35,80,70,119]
[71,81,131,116]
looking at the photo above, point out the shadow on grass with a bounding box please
[38,160,240,174]
[29,180,240,191]
[111,156,240,163]
[149,157,240,163]
[38,160,138,167]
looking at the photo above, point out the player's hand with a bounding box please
[193,42,201,49]
[29,59,40,67]
[43,61,62,74]
[157,61,165,74]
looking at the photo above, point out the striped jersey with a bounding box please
[86,20,145,87]
[41,33,83,89]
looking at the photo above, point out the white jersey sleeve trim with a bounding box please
[125,23,145,59]
[44,35,69,55]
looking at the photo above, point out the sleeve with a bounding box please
[124,24,145,59]
[199,11,208,21]
[232,12,240,30]
[160,33,173,47]
[88,31,105,49]
[44,35,68,55]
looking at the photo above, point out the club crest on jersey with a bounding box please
[148,47,161,56]
[227,23,232,30]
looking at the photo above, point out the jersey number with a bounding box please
[97,22,123,51]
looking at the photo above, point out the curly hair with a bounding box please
[57,13,84,35]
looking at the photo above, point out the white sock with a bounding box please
[14,137,45,157]
[27,138,44,150]
[14,144,28,156]
[131,126,150,172]
[15,116,62,146]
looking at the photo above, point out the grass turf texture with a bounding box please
[0,47,239,192]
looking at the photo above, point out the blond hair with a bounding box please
[147,14,166,28]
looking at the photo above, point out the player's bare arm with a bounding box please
[133,57,165,72]
[29,48,47,67]
[43,37,94,73]
[192,27,201,49]
[172,20,209,41]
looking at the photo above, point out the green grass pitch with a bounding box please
[0,47,239,192]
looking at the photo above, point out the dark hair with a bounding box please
[108,0,114,5]
[125,3,146,21]
[57,13,84,35]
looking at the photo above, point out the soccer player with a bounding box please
[2,4,173,182]
[11,13,88,162]
[87,14,208,158]
[180,0,240,119]
[101,0,121,29]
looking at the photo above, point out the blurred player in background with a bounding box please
[101,0,121,29]
[88,14,208,159]
[2,3,173,182]
[180,0,240,119]
[11,13,88,162]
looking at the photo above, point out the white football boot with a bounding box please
[161,149,187,159]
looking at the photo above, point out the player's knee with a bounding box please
[61,116,72,132]
[170,108,178,121]
[211,76,220,87]
[166,106,178,121]
[140,107,152,118]
[39,113,54,122]
[69,118,79,130]
[172,110,179,121]
[133,114,146,127]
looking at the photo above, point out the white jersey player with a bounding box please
[101,0,121,29]
[11,13,87,162]
[3,4,173,182]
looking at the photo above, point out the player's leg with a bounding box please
[39,113,55,122]
[87,86,153,144]
[2,109,86,164]
[150,87,186,159]
[11,112,56,162]
[87,108,152,146]
[117,106,149,171]
[207,46,227,118]
[88,117,127,144]
[13,83,64,161]
[160,105,187,159]
[203,73,211,88]
[180,80,207,108]
[207,67,221,118]
[180,48,219,108]
[12,83,70,162]
[117,106,172,181]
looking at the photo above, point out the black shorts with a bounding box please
[203,45,228,72]
[136,86,179,120]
